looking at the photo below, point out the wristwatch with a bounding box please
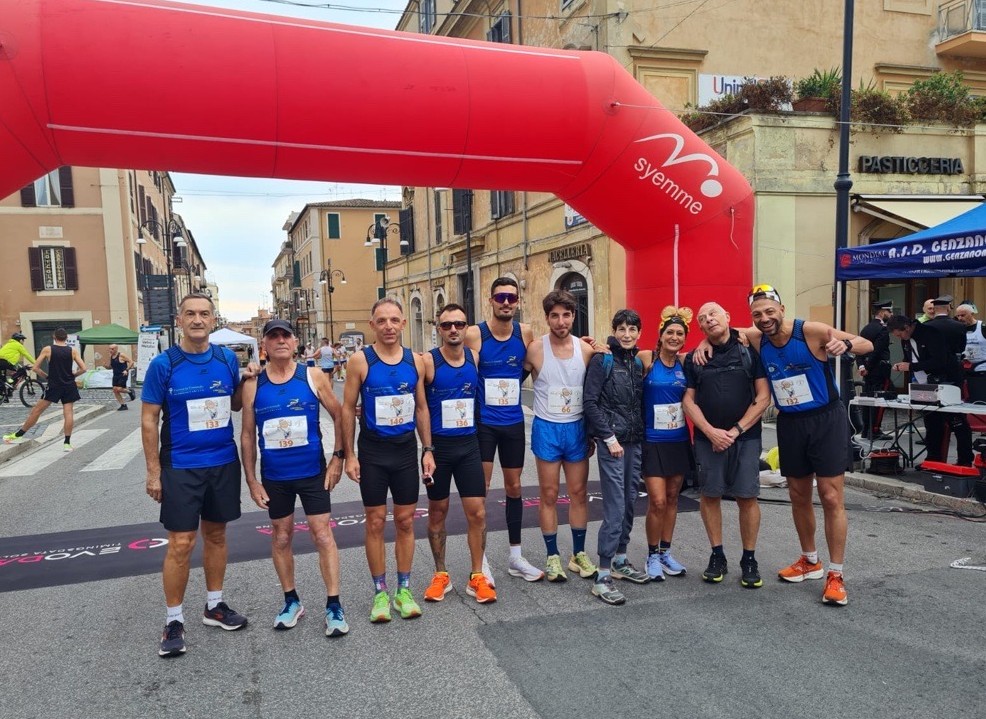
[421,445,435,455]
[332,449,345,459]
[843,338,853,353]
[733,423,744,436]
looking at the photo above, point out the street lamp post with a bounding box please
[319,260,347,342]
[138,218,187,346]
[365,215,408,299]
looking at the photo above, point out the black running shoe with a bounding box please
[158,620,186,657]
[740,557,763,588]
[202,602,248,630]
[702,553,727,583]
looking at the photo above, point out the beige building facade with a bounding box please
[385,0,986,348]
[0,167,213,360]
[281,199,402,348]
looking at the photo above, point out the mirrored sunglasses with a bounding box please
[492,292,519,304]
[438,320,468,330]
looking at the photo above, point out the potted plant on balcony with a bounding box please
[906,70,979,126]
[793,68,841,112]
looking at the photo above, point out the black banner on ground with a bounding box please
[0,485,697,593]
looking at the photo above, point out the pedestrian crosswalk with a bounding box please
[80,427,144,472]
[0,429,108,477]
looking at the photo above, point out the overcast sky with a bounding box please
[170,0,408,320]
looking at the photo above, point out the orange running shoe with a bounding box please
[822,571,848,606]
[777,555,824,583]
[424,571,452,602]
[466,573,497,604]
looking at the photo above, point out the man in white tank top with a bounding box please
[956,303,986,402]
[524,290,597,583]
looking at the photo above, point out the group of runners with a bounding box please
[141,281,871,659]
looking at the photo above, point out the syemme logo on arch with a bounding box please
[633,133,723,215]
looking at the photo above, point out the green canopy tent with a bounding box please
[75,323,140,355]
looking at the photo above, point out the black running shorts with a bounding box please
[427,434,486,502]
[262,472,332,520]
[477,420,526,468]
[357,431,420,507]
[160,459,242,532]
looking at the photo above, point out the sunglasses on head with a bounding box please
[748,284,782,306]
[492,292,519,304]
[439,320,468,330]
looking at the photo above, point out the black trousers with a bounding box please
[924,410,973,466]
[861,370,890,436]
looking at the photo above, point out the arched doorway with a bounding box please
[559,272,589,339]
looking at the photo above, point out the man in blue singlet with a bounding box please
[464,277,544,583]
[240,319,349,637]
[142,293,249,658]
[421,304,496,605]
[746,284,872,607]
[342,298,435,623]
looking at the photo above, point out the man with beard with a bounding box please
[524,290,597,582]
[464,277,544,583]
[422,304,495,605]
[740,285,871,606]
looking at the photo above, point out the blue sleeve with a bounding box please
[140,353,169,405]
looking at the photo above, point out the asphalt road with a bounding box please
[0,394,984,719]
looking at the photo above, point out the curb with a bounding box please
[844,471,984,513]
[0,403,114,465]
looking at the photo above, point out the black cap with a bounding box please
[262,319,294,336]
[11,332,25,341]
[872,299,892,310]
[933,294,953,306]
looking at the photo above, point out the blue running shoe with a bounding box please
[645,553,665,582]
[658,551,686,576]
[325,605,350,637]
[274,599,305,630]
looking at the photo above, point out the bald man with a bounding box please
[107,344,135,410]
[957,303,986,402]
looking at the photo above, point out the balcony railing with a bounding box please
[939,0,986,41]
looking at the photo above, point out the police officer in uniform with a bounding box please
[856,300,893,440]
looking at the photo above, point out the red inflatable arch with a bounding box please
[0,0,753,344]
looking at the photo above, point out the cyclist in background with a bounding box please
[0,332,35,386]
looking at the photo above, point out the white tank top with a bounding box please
[966,321,986,372]
[533,334,585,423]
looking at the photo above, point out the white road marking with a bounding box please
[81,427,144,472]
[0,430,108,477]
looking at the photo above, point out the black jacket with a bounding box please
[901,321,963,385]
[856,317,890,376]
[582,337,644,444]
[927,315,967,357]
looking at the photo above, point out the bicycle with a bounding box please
[0,366,46,408]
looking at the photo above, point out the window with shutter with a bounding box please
[138,186,146,225]
[28,248,43,290]
[434,191,443,244]
[31,170,62,207]
[58,167,74,208]
[491,191,515,220]
[34,246,71,290]
[20,184,37,208]
[63,247,78,290]
[419,0,436,33]
[399,207,414,254]
[487,12,512,43]
[452,190,472,235]
[327,213,341,239]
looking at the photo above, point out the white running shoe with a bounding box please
[507,554,545,582]
[482,554,496,588]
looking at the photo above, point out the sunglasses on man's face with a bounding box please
[439,320,468,330]
[492,292,519,304]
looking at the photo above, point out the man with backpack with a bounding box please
[682,302,770,589]
[142,293,249,658]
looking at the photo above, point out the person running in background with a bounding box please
[4,327,86,450]
[107,344,135,411]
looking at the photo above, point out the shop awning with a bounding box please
[852,194,985,233]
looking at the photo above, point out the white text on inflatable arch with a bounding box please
[633,133,724,216]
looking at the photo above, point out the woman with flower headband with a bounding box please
[639,306,694,582]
